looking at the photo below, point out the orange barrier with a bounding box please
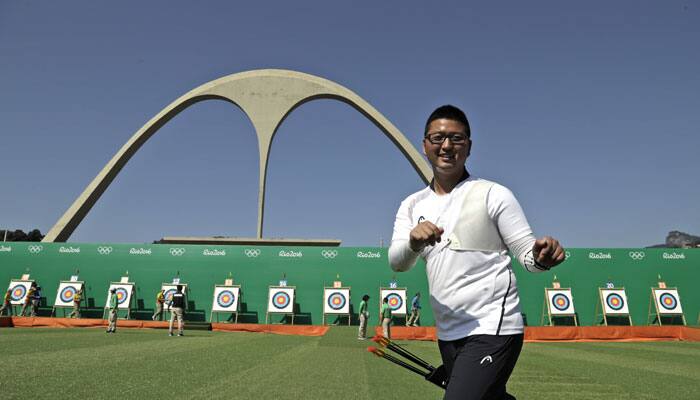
[3,317,697,341]
[377,326,700,342]
[2,316,170,330]
[525,326,700,342]
[212,323,329,337]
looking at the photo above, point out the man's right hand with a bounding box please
[409,221,444,252]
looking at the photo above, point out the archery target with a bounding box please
[323,288,350,314]
[107,284,134,309]
[7,281,33,305]
[547,289,575,315]
[380,288,407,315]
[161,284,188,304]
[600,289,629,315]
[267,287,294,313]
[54,282,84,307]
[654,289,683,314]
[212,286,240,312]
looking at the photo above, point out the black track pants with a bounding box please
[438,334,523,400]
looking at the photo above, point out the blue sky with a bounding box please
[1,1,698,247]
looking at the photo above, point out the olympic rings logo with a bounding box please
[628,251,645,260]
[244,249,261,257]
[97,246,113,255]
[27,245,43,254]
[169,248,186,256]
[321,250,337,259]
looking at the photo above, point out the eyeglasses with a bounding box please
[424,132,469,145]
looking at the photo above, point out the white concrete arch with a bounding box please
[43,69,432,242]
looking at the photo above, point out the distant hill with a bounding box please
[647,231,700,248]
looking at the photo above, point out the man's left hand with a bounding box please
[533,236,565,268]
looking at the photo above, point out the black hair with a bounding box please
[362,294,370,301]
[424,105,471,137]
[383,296,389,303]
[177,285,183,292]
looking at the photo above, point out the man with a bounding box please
[20,283,36,317]
[168,285,185,337]
[358,294,370,340]
[389,105,565,399]
[30,285,42,317]
[68,287,82,318]
[106,288,118,333]
[380,296,392,339]
[0,289,12,316]
[152,289,165,321]
[406,292,421,327]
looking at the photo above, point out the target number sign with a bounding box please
[323,288,350,314]
[600,288,630,315]
[7,280,33,305]
[268,286,294,313]
[212,286,240,312]
[54,281,84,307]
[379,288,407,315]
[546,289,575,315]
[107,284,134,309]
[653,289,683,314]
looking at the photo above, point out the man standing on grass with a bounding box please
[406,292,421,327]
[358,294,370,340]
[107,288,118,333]
[152,289,165,321]
[168,285,185,337]
[20,283,36,317]
[389,105,565,399]
[68,287,82,318]
[0,289,12,316]
[380,296,392,339]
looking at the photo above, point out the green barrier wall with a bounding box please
[0,243,698,326]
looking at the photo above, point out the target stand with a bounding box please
[51,280,85,318]
[379,287,407,325]
[595,287,632,326]
[541,288,578,326]
[322,287,351,326]
[103,282,136,320]
[647,287,686,326]
[5,279,35,315]
[266,286,296,324]
[210,285,241,323]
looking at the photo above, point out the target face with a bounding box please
[547,289,575,315]
[379,289,407,315]
[217,290,235,308]
[654,289,683,314]
[323,288,350,314]
[606,293,624,311]
[163,289,176,302]
[272,292,290,309]
[387,293,403,311]
[660,293,677,310]
[10,285,26,302]
[60,286,77,303]
[212,287,240,312]
[552,294,570,311]
[327,292,347,310]
[115,288,128,305]
[268,287,294,313]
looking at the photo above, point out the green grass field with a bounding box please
[1,327,698,399]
